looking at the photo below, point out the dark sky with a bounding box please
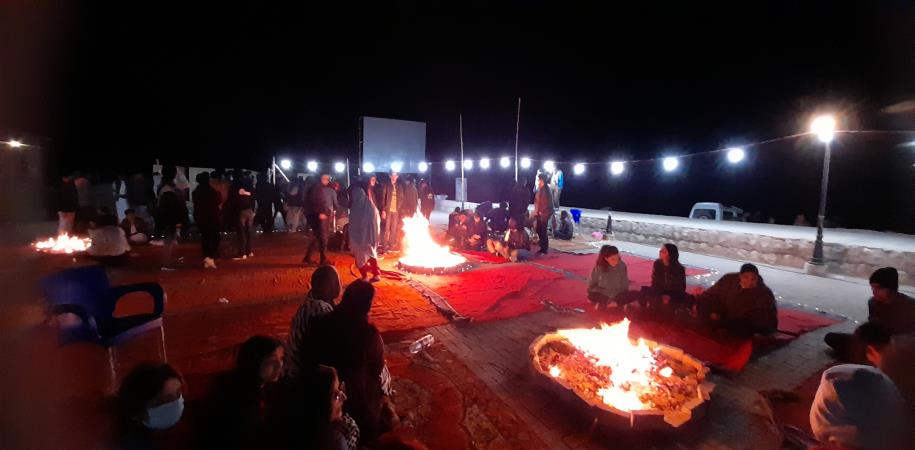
[2,1,915,230]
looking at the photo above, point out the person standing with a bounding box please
[193,172,222,269]
[380,172,404,253]
[254,173,275,235]
[401,176,418,219]
[113,175,130,221]
[533,174,554,255]
[157,179,188,271]
[419,179,435,220]
[509,181,530,225]
[285,177,305,232]
[305,173,338,266]
[234,173,256,259]
[58,174,78,235]
[348,177,381,282]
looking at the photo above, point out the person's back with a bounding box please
[868,292,915,335]
[192,183,221,226]
[89,225,130,257]
[486,205,509,233]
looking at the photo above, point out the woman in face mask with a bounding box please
[113,362,185,449]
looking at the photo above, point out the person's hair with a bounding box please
[869,267,899,292]
[538,173,549,184]
[236,335,283,385]
[596,245,620,270]
[116,363,182,423]
[500,201,508,209]
[855,322,893,351]
[739,263,759,275]
[125,208,135,215]
[560,210,569,219]
[453,207,461,213]
[308,365,338,422]
[310,265,342,302]
[195,172,209,185]
[337,280,375,319]
[473,212,481,220]
[508,217,518,229]
[663,243,681,267]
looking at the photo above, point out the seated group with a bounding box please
[446,203,575,261]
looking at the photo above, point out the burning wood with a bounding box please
[530,318,713,428]
[32,234,91,254]
[397,215,467,274]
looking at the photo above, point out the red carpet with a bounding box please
[536,253,710,286]
[455,249,510,264]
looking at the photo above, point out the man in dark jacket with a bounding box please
[533,174,554,255]
[285,178,306,232]
[193,172,222,269]
[304,174,338,266]
[401,176,418,219]
[419,179,435,220]
[234,173,256,259]
[695,263,778,337]
[825,267,915,362]
[486,202,510,234]
[486,218,531,261]
[509,182,530,225]
[58,175,78,235]
[254,173,275,235]
[157,179,188,271]
[379,172,405,252]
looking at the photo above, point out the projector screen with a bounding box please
[360,117,426,173]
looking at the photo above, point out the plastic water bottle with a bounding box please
[409,334,435,354]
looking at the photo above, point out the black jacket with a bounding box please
[59,180,78,212]
[192,184,222,227]
[401,182,418,216]
[419,185,435,211]
[486,207,509,233]
[157,187,188,228]
[650,260,687,296]
[309,184,339,216]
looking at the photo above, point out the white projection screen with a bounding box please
[360,117,426,173]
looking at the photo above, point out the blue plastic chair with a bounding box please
[570,208,582,224]
[41,265,167,387]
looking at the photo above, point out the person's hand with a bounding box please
[381,211,387,220]
[319,213,328,220]
[473,234,481,239]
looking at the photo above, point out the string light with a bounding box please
[573,163,585,175]
[610,161,625,176]
[6,139,24,148]
[390,161,404,172]
[418,161,428,172]
[307,161,318,172]
[445,160,456,171]
[479,158,490,169]
[520,157,532,169]
[543,160,556,172]
[280,159,292,170]
[726,148,745,164]
[662,157,679,172]
[810,115,836,143]
[363,162,375,173]
[334,162,346,173]
[463,159,473,170]
[500,156,511,168]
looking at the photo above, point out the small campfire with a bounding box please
[32,234,92,254]
[530,318,713,429]
[396,215,469,275]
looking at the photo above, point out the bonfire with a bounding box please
[32,234,92,254]
[531,318,713,428]
[397,215,467,274]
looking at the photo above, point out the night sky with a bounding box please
[2,1,914,231]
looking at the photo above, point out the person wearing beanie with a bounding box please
[825,267,915,362]
[694,263,778,337]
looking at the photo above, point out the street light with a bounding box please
[463,159,473,170]
[6,139,24,148]
[662,157,679,172]
[418,161,428,172]
[307,161,318,172]
[499,156,511,168]
[480,158,490,169]
[807,114,837,271]
[334,162,346,173]
[610,161,625,176]
[726,147,745,164]
[520,157,532,169]
[445,160,456,171]
[573,163,586,175]
[280,159,292,170]
[363,162,375,173]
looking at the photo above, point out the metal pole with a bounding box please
[514,97,521,182]
[459,114,465,209]
[345,157,351,187]
[810,140,831,265]
[271,156,276,184]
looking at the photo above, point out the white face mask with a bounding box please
[144,395,184,430]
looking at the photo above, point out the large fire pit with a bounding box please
[396,215,469,275]
[530,318,714,429]
[32,234,91,254]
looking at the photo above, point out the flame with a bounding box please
[659,367,673,378]
[398,215,466,268]
[549,366,562,377]
[556,318,663,412]
[33,234,91,254]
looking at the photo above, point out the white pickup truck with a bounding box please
[689,202,746,221]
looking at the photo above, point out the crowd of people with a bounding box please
[109,268,425,449]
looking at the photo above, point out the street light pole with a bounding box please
[810,139,831,265]
[459,113,465,210]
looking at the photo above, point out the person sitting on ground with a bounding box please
[880,334,915,419]
[466,212,489,250]
[486,218,531,262]
[854,321,894,368]
[447,206,462,230]
[485,202,509,234]
[824,267,915,362]
[447,211,470,249]
[587,245,632,310]
[111,362,185,450]
[553,210,574,240]
[286,265,341,378]
[308,281,397,441]
[275,364,360,450]
[198,336,285,450]
[641,243,688,310]
[88,213,131,266]
[695,263,778,337]
[120,209,150,244]
[809,364,907,450]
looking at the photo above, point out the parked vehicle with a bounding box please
[689,202,746,221]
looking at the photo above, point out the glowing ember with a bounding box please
[537,318,705,415]
[33,234,91,254]
[398,215,466,269]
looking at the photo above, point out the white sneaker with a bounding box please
[247,252,254,258]
[232,255,247,261]
[150,239,165,246]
